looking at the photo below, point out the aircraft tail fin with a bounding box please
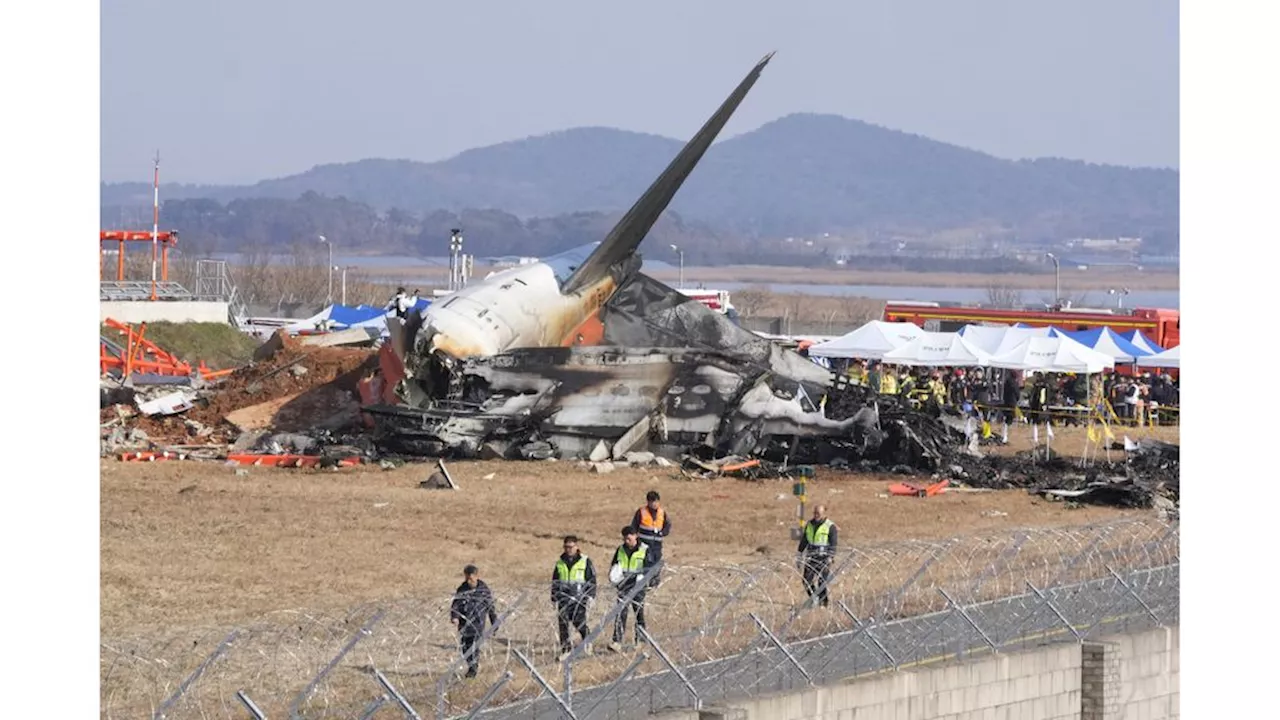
[561,52,774,295]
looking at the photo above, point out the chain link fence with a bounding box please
[101,518,1178,719]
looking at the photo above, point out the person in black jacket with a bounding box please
[609,526,659,652]
[450,565,499,678]
[551,535,598,660]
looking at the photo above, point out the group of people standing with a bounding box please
[449,491,672,677]
[450,491,846,678]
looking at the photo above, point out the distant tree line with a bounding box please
[102,193,1091,271]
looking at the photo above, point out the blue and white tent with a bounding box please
[1119,330,1163,356]
[1049,327,1152,364]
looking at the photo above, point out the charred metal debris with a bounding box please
[357,273,1178,510]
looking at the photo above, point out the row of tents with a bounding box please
[807,321,1180,374]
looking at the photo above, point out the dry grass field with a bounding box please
[100,434,1168,639]
[100,422,1177,716]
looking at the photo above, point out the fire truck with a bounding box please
[881,301,1180,349]
[677,288,733,314]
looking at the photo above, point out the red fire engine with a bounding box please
[882,301,1180,349]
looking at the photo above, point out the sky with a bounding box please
[101,0,1178,185]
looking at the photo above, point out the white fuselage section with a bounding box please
[415,243,616,360]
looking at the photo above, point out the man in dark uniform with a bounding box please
[450,564,499,678]
[796,505,838,608]
[631,490,671,587]
[551,535,597,661]
[609,526,658,652]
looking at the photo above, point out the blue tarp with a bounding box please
[326,304,386,327]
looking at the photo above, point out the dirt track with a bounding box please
[100,451,1149,638]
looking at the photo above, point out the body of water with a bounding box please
[209,253,1179,309]
[711,283,1180,309]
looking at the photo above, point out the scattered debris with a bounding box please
[137,391,196,417]
[419,473,455,490]
[623,451,656,466]
[225,454,361,468]
[887,479,950,498]
[588,440,611,463]
[981,510,1009,518]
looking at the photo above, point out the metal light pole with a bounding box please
[670,244,684,288]
[338,266,347,306]
[1045,252,1060,305]
[1108,287,1130,310]
[319,235,333,305]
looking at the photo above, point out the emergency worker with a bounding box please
[632,490,671,587]
[551,535,597,660]
[879,366,898,395]
[450,565,498,678]
[609,526,657,651]
[796,505,839,608]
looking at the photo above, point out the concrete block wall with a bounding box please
[655,627,1178,720]
[1107,626,1179,720]
[714,643,1083,720]
[100,300,230,324]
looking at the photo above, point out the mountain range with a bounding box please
[101,113,1178,253]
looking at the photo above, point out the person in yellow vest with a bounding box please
[879,367,898,395]
[796,505,839,608]
[608,526,658,651]
[551,535,598,660]
[899,371,916,397]
[631,490,671,588]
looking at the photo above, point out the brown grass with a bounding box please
[100,456,1174,717]
[100,459,1143,638]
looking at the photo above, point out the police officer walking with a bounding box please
[632,490,671,587]
[449,564,499,678]
[609,526,657,652]
[551,535,597,661]
[796,505,838,608]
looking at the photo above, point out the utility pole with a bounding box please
[449,229,464,292]
[1045,252,1060,306]
[319,235,333,305]
[151,151,160,301]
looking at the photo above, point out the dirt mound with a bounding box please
[189,345,374,428]
[102,339,376,446]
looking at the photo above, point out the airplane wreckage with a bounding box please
[354,53,949,469]
[357,54,1180,510]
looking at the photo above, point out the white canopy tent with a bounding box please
[988,335,1116,374]
[958,324,1054,356]
[1137,345,1180,369]
[807,321,924,360]
[1122,330,1164,356]
[880,331,993,367]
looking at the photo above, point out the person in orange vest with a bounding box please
[631,490,671,588]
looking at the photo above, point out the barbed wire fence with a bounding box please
[101,518,1179,719]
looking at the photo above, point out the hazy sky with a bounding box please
[101,1,1177,185]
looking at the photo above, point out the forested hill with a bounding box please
[100,113,1178,262]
